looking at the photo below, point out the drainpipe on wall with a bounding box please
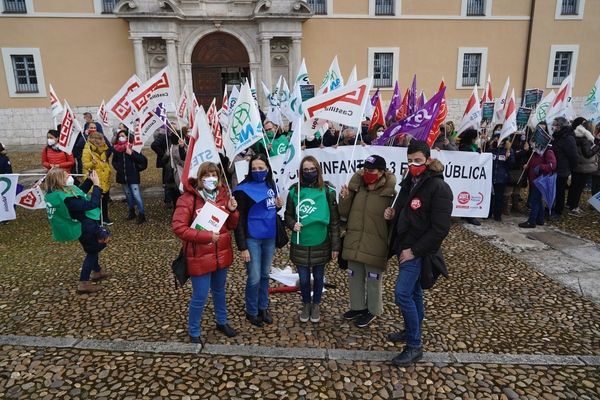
[522,0,536,99]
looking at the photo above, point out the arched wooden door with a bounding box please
[191,32,250,108]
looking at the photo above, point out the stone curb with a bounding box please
[1,335,598,366]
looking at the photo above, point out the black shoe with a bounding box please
[127,208,136,220]
[355,311,376,328]
[259,309,273,325]
[387,330,407,343]
[467,218,481,226]
[518,221,536,228]
[343,309,367,320]
[246,312,263,327]
[137,213,146,224]
[536,220,545,226]
[189,335,201,344]
[391,346,423,367]
[216,323,238,338]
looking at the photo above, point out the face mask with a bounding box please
[48,138,57,146]
[66,175,74,186]
[118,137,127,143]
[266,130,275,139]
[376,131,384,138]
[307,135,315,141]
[252,170,268,182]
[202,177,218,191]
[408,162,427,177]
[363,170,380,185]
[302,170,318,183]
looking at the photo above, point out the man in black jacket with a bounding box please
[550,117,578,217]
[384,140,453,366]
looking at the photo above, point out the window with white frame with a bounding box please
[461,0,491,17]
[375,0,395,16]
[2,0,26,13]
[307,0,327,15]
[546,44,578,87]
[368,48,399,89]
[101,0,116,13]
[555,0,585,19]
[2,48,46,98]
[456,47,487,89]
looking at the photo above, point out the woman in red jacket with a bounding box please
[172,162,240,344]
[42,129,75,172]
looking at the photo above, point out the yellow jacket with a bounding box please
[82,142,112,192]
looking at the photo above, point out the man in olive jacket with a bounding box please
[338,155,396,328]
[384,140,453,366]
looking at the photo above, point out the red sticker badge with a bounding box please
[410,198,422,210]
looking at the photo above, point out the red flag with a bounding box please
[207,98,223,151]
[396,89,410,121]
[189,95,199,132]
[426,80,448,147]
[368,94,385,132]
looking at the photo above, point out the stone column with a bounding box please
[290,37,302,79]
[166,38,180,96]
[132,38,146,81]
[181,63,193,100]
[261,37,272,91]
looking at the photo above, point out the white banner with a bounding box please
[106,75,141,130]
[49,84,63,118]
[57,101,77,155]
[0,174,18,221]
[127,67,174,114]
[303,146,492,218]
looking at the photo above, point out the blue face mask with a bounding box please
[252,170,268,182]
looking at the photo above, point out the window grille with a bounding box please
[462,53,481,87]
[466,0,485,16]
[552,52,572,85]
[560,0,578,15]
[11,55,38,93]
[373,52,393,88]
[2,0,27,13]
[375,0,394,16]
[307,0,326,15]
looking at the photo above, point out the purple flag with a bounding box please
[384,82,400,124]
[372,86,446,145]
[417,91,425,109]
[408,75,417,116]
[371,88,380,107]
[154,102,169,128]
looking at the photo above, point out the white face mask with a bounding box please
[48,138,57,146]
[118,136,127,143]
[202,177,218,191]
[376,131,384,138]
[66,175,74,186]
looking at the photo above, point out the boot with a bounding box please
[90,269,111,281]
[502,195,511,216]
[299,303,311,323]
[127,208,136,220]
[137,213,146,225]
[511,193,521,213]
[77,281,103,294]
[391,346,423,367]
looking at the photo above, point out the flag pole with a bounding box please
[296,116,302,245]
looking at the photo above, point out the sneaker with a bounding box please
[299,303,311,323]
[310,304,320,323]
[216,323,238,338]
[518,221,536,228]
[343,309,367,320]
[90,269,111,282]
[568,207,584,217]
[245,312,263,327]
[391,346,423,367]
[76,281,103,294]
[259,309,273,324]
[387,330,407,343]
[355,311,376,328]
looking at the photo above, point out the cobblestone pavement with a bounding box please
[1,346,598,399]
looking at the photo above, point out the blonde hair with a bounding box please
[43,167,68,193]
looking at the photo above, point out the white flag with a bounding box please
[529,91,556,129]
[15,182,46,210]
[492,77,510,125]
[97,100,110,126]
[127,67,175,114]
[262,77,284,127]
[318,56,344,95]
[0,174,18,221]
[224,82,264,159]
[176,84,189,125]
[346,65,357,85]
[132,111,163,153]
[49,84,63,118]
[498,89,517,142]
[106,75,142,130]
[188,107,220,181]
[546,74,575,123]
[218,87,230,132]
[582,74,600,121]
[457,85,482,134]
[56,101,78,154]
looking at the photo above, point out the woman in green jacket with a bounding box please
[285,155,341,323]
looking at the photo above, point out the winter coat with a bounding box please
[390,159,453,258]
[63,179,105,254]
[552,127,578,177]
[526,148,556,183]
[111,149,148,185]
[42,146,75,171]
[488,146,515,185]
[338,170,397,270]
[172,186,239,276]
[151,132,167,169]
[82,142,112,192]
[233,180,279,251]
[284,183,341,267]
[0,153,12,174]
[573,126,600,174]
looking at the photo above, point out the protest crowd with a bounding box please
[1,59,599,368]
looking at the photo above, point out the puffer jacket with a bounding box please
[573,126,600,174]
[527,147,556,183]
[390,159,453,258]
[111,148,147,185]
[82,142,112,192]
[172,185,240,276]
[42,146,74,171]
[338,170,396,270]
[284,183,341,267]
[552,126,578,177]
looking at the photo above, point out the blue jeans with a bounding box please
[188,267,229,338]
[528,184,544,225]
[297,265,325,304]
[122,184,145,214]
[394,257,424,348]
[245,237,276,316]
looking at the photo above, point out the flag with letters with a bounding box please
[49,84,63,118]
[127,67,174,114]
[57,101,78,154]
[97,100,109,126]
[106,75,141,130]
[224,82,264,158]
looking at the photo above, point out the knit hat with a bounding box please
[361,155,386,171]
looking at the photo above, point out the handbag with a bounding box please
[171,247,189,288]
[275,215,289,249]
[96,225,111,244]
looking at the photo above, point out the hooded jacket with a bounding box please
[552,126,578,177]
[172,185,240,276]
[573,126,600,174]
[390,159,453,258]
[526,147,557,183]
[111,148,148,185]
[82,142,112,192]
[338,170,396,270]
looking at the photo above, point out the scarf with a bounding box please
[114,142,128,153]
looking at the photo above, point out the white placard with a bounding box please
[588,190,600,213]
[190,201,230,232]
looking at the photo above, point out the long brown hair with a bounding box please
[195,161,222,190]
[299,155,324,189]
[42,167,69,193]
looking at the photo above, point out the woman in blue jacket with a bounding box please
[111,130,148,224]
[487,132,515,221]
[233,153,283,327]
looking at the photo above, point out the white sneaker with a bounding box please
[568,207,584,217]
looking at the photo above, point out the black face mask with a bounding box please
[302,170,318,184]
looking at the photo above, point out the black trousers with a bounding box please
[567,172,589,210]
[553,176,569,215]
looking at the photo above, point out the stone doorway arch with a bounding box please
[191,32,250,108]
